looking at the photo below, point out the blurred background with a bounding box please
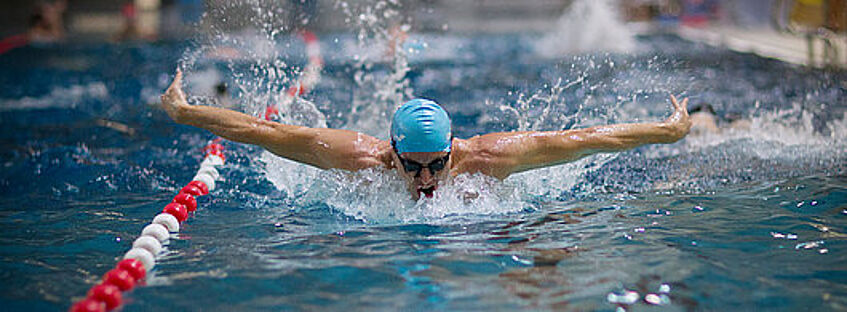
[1,0,845,67]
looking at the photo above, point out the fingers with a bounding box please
[173,68,183,86]
[163,68,187,106]
[670,94,679,109]
[166,68,186,99]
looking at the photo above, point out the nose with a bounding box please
[418,168,435,183]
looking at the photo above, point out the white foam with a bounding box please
[535,0,636,56]
[680,103,847,159]
[262,150,528,224]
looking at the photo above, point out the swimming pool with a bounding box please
[1,29,846,311]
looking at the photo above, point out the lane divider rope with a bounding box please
[70,31,322,312]
[69,139,226,312]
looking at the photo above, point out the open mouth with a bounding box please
[418,185,437,198]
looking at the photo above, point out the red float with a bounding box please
[265,105,279,120]
[116,258,146,282]
[69,298,105,312]
[103,268,135,291]
[162,202,188,223]
[205,149,226,162]
[180,184,203,197]
[87,283,122,310]
[203,143,224,154]
[187,180,209,195]
[172,193,197,212]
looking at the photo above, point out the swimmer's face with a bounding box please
[393,151,451,200]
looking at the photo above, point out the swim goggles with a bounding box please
[392,141,451,177]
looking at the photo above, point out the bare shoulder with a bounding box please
[319,130,391,170]
[450,135,519,179]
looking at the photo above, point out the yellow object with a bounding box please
[791,0,826,28]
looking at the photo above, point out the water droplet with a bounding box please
[634,227,645,233]
[511,255,532,265]
[795,240,824,249]
[659,284,671,293]
[692,205,704,212]
[607,290,639,304]
[819,248,829,254]
[645,293,661,305]
[810,200,818,206]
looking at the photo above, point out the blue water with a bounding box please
[1,33,846,311]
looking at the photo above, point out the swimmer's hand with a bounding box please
[661,94,691,142]
[161,69,189,123]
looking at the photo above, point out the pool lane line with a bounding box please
[69,139,226,312]
[0,33,29,55]
[72,29,322,312]
[264,30,323,121]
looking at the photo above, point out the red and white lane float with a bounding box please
[264,30,323,121]
[70,139,226,312]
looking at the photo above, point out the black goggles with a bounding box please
[392,142,451,176]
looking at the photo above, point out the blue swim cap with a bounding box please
[391,98,452,154]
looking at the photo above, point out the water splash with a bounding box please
[262,155,528,224]
[684,103,847,152]
[535,0,635,56]
[335,0,413,138]
[181,0,317,120]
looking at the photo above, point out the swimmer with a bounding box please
[0,0,65,54]
[27,0,67,43]
[112,3,149,42]
[689,103,750,135]
[161,69,691,200]
[214,82,233,109]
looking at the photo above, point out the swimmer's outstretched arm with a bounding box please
[458,95,690,179]
[161,69,387,171]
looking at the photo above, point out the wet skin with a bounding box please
[162,69,691,200]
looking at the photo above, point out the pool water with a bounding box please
[1,31,846,311]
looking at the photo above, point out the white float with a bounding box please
[196,166,220,180]
[192,173,216,191]
[124,248,155,271]
[141,223,170,243]
[152,213,180,232]
[201,154,224,167]
[132,236,163,256]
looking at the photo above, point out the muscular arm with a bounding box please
[161,69,386,171]
[458,95,691,179]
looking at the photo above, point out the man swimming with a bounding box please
[161,69,691,200]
